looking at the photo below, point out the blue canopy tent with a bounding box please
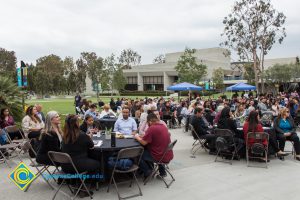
[167,82,202,101]
[226,82,256,91]
[167,82,203,91]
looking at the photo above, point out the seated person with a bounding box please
[61,114,101,191]
[84,104,98,120]
[113,107,137,135]
[217,107,242,139]
[99,104,116,119]
[273,108,300,161]
[22,105,45,139]
[139,110,167,136]
[134,113,173,178]
[0,108,23,140]
[80,114,99,134]
[36,111,62,165]
[243,111,288,159]
[191,107,216,150]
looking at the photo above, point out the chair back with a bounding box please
[247,132,269,142]
[117,147,144,160]
[5,125,19,133]
[189,124,198,140]
[214,129,235,151]
[158,139,177,163]
[48,151,72,164]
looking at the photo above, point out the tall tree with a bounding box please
[212,67,224,90]
[0,47,17,79]
[118,49,141,69]
[103,54,117,93]
[80,52,105,98]
[175,48,207,84]
[265,64,292,92]
[113,66,127,93]
[221,0,286,93]
[35,54,64,96]
[243,63,256,85]
[153,54,166,64]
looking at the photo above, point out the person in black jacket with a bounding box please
[274,107,300,161]
[36,111,62,165]
[191,107,216,150]
[217,107,245,156]
[217,107,243,139]
[62,114,101,174]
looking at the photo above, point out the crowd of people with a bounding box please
[1,90,300,197]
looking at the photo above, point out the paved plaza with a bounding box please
[1,128,300,200]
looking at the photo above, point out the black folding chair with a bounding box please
[21,140,55,192]
[189,124,208,157]
[246,132,269,168]
[144,140,177,188]
[48,151,93,200]
[107,146,144,200]
[214,129,240,165]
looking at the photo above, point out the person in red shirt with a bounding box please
[134,113,173,178]
[243,110,288,158]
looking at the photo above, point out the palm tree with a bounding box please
[0,76,24,122]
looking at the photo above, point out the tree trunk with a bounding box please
[261,53,265,94]
[253,50,260,95]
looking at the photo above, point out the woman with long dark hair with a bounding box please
[243,111,288,158]
[0,108,23,139]
[62,114,100,173]
[22,105,45,139]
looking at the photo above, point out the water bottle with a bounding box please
[111,132,116,147]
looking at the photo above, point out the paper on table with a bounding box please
[124,135,133,139]
[94,140,103,147]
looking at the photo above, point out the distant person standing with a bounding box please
[74,93,82,114]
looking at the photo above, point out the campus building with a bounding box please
[123,47,232,91]
[84,48,297,94]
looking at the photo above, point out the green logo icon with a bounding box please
[8,162,36,190]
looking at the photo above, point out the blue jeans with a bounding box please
[0,129,8,145]
[139,149,166,176]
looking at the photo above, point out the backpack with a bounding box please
[107,157,133,171]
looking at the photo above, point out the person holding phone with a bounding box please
[80,114,98,135]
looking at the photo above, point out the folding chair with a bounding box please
[246,132,269,168]
[48,151,93,200]
[107,147,144,200]
[214,129,240,165]
[0,142,23,168]
[283,140,296,160]
[144,140,177,188]
[21,141,55,192]
[5,125,26,144]
[189,124,208,157]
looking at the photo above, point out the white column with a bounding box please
[137,72,143,91]
[163,72,170,91]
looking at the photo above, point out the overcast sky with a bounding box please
[0,0,299,65]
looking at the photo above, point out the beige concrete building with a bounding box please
[84,48,297,94]
[123,47,232,91]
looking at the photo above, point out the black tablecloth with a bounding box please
[93,135,141,152]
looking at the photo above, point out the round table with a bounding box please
[91,135,141,180]
[93,135,141,152]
